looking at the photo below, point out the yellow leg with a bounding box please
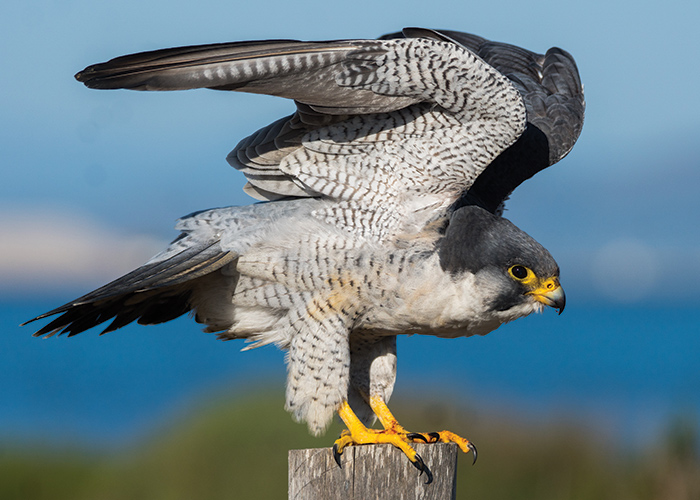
[368,394,410,434]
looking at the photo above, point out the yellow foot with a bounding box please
[369,394,477,464]
[405,430,478,464]
[334,402,433,483]
[333,399,479,484]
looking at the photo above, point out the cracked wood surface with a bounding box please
[289,443,458,499]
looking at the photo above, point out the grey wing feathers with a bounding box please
[382,28,584,213]
[523,48,585,163]
[389,28,585,165]
[22,233,234,337]
[231,111,328,200]
[75,39,417,115]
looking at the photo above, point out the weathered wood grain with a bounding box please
[289,443,458,499]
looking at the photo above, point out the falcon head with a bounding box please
[439,205,565,317]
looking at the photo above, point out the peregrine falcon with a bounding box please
[25,28,583,482]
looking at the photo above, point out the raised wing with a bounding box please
[237,36,526,241]
[385,28,585,164]
[222,28,584,211]
[396,29,585,212]
[75,28,583,239]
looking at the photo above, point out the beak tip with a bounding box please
[530,282,566,315]
[554,289,566,315]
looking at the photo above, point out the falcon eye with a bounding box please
[509,265,529,280]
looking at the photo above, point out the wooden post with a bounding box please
[289,443,458,500]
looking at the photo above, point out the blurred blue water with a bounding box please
[2,297,698,449]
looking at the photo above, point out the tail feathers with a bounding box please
[26,288,192,338]
[23,241,236,338]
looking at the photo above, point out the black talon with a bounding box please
[410,453,425,472]
[332,443,343,467]
[411,453,433,485]
[468,442,478,465]
[427,432,441,442]
[407,432,428,443]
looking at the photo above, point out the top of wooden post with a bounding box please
[289,443,458,500]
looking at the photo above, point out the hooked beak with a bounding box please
[528,277,566,315]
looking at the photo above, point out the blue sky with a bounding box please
[2,0,700,305]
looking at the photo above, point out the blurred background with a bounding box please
[1,0,699,498]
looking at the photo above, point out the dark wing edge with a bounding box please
[384,28,585,213]
[461,45,584,214]
[22,240,235,338]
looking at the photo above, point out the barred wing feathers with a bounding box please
[76,32,532,241]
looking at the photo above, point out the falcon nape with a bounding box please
[25,28,582,483]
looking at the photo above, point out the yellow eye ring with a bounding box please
[508,265,535,283]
